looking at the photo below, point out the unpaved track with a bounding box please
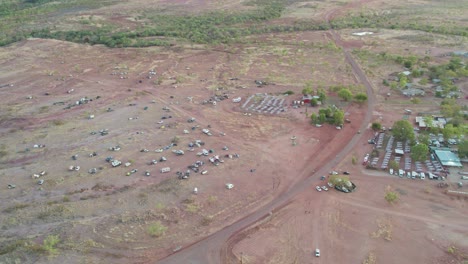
[158,1,377,263]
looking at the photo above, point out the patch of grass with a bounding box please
[147,221,167,237]
[207,195,218,205]
[51,119,66,126]
[0,239,28,255]
[185,203,200,213]
[62,196,70,203]
[155,202,165,211]
[41,235,60,255]
[200,215,213,226]
[3,203,29,213]
[362,251,377,264]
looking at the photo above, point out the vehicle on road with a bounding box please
[316,186,322,192]
[315,248,320,257]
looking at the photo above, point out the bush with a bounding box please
[283,90,294,95]
[385,191,399,204]
[147,221,167,237]
[42,235,60,255]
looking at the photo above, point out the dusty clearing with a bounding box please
[1,0,467,264]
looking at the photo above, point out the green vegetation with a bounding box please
[331,8,468,37]
[371,122,382,131]
[147,221,168,237]
[388,160,399,172]
[354,93,368,104]
[41,235,60,255]
[392,120,415,143]
[338,88,353,101]
[459,140,468,158]
[329,175,350,188]
[311,105,345,126]
[410,143,429,162]
[385,191,399,204]
[1,0,330,47]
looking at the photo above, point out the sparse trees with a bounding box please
[392,120,415,142]
[410,143,429,161]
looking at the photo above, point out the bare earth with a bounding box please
[0,0,467,264]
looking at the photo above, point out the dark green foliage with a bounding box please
[392,120,415,142]
[410,143,429,162]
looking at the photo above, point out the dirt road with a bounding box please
[157,2,377,263]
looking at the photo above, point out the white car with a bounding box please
[321,186,328,191]
[315,248,320,257]
[316,186,322,192]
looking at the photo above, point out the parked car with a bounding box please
[320,175,326,180]
[343,171,350,175]
[316,186,322,192]
[315,248,320,257]
[321,186,328,191]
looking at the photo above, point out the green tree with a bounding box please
[442,124,461,141]
[354,93,368,104]
[338,88,353,101]
[372,122,382,131]
[392,120,415,142]
[410,143,429,161]
[418,134,431,145]
[385,191,399,204]
[302,81,313,95]
[310,98,319,107]
[317,88,327,102]
[318,113,326,123]
[310,113,318,124]
[458,140,468,158]
[441,98,461,117]
[333,109,345,125]
[399,75,408,88]
[389,160,399,172]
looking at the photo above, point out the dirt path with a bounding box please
[157,2,378,263]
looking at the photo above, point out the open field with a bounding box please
[1,0,467,263]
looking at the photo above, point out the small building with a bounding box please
[415,116,447,130]
[402,88,425,97]
[433,149,462,167]
[301,95,321,105]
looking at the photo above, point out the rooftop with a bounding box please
[433,149,462,167]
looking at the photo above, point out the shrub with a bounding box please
[147,221,167,237]
[42,235,60,255]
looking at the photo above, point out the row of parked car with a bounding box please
[389,168,440,180]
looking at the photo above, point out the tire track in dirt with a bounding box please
[158,0,379,262]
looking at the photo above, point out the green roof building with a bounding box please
[433,149,462,167]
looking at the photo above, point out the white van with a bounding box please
[420,172,425,179]
[389,168,394,175]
